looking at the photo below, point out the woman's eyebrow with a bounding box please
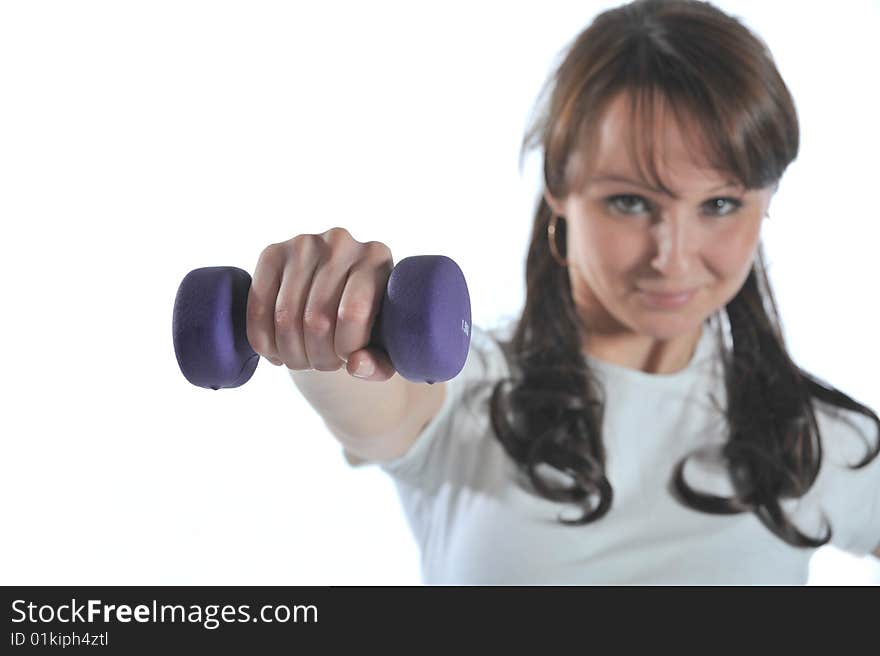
[588,174,742,196]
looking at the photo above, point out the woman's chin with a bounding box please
[626,291,711,334]
[630,309,704,340]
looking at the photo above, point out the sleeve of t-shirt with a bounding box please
[811,401,880,557]
[375,322,508,488]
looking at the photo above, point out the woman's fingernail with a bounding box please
[268,356,283,366]
[353,359,375,378]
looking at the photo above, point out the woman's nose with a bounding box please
[649,217,695,276]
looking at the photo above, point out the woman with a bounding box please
[369,0,880,583]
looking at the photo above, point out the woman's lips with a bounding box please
[637,287,698,309]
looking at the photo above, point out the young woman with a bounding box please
[254,0,879,583]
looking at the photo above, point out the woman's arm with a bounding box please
[289,366,446,463]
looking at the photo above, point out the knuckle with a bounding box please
[337,298,374,324]
[286,234,317,259]
[246,304,270,342]
[247,298,270,321]
[273,306,295,330]
[245,327,272,356]
[363,240,391,258]
[259,242,282,262]
[323,226,351,242]
[302,307,333,334]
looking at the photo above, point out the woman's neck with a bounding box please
[582,324,703,374]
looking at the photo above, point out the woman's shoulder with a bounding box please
[805,396,880,556]
[811,396,879,468]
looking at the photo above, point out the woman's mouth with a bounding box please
[637,287,698,309]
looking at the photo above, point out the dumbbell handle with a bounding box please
[172,255,471,389]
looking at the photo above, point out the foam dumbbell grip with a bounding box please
[172,255,472,389]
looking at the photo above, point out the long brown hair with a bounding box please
[478,0,879,547]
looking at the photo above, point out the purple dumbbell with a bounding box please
[172,255,471,389]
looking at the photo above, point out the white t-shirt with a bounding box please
[373,314,880,584]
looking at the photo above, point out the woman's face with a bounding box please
[545,93,776,343]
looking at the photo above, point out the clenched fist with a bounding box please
[246,227,398,382]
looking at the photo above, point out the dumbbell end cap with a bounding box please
[172,266,259,389]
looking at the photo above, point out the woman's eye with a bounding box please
[702,197,743,216]
[607,194,648,214]
[605,195,743,217]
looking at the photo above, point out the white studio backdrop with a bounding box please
[0,0,877,585]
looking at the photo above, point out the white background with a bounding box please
[1,0,877,585]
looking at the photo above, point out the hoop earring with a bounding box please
[548,214,568,267]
